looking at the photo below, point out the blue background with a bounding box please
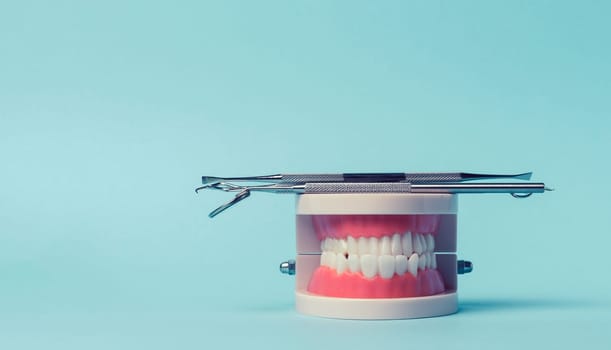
[1,1,610,349]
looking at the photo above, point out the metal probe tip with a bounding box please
[202,176,221,185]
[195,182,220,193]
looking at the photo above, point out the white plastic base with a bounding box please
[295,291,458,320]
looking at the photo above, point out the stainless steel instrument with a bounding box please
[196,171,551,218]
[201,171,532,185]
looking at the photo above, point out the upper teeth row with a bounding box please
[320,232,435,257]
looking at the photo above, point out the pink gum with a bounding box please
[311,215,440,240]
[307,266,445,298]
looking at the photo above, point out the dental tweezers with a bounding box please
[201,171,532,185]
[200,182,548,194]
[197,181,552,218]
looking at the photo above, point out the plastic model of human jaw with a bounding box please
[294,193,457,319]
[307,215,445,298]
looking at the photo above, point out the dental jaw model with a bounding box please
[295,194,457,319]
[197,172,550,319]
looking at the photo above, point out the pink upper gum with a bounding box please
[312,215,441,240]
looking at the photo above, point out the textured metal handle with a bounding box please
[404,173,462,183]
[281,174,345,183]
[304,182,413,193]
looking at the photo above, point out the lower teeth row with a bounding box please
[320,251,436,279]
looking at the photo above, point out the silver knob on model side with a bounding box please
[457,260,473,274]
[279,259,296,275]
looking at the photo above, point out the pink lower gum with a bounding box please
[311,215,441,240]
[308,266,445,298]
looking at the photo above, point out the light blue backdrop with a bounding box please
[1,1,609,349]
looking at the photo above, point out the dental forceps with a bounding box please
[196,181,552,218]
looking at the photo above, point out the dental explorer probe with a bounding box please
[200,182,549,195]
[201,172,532,185]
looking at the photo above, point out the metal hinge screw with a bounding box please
[457,260,473,274]
[279,259,296,275]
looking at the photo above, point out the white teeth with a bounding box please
[327,251,337,269]
[407,253,419,277]
[336,253,347,274]
[402,232,413,255]
[320,233,438,277]
[378,255,395,279]
[337,239,348,254]
[418,253,427,270]
[425,234,435,252]
[430,253,437,269]
[368,237,379,256]
[413,234,424,254]
[380,236,391,255]
[347,254,361,273]
[347,236,358,255]
[395,255,408,275]
[419,234,428,253]
[361,254,378,278]
[420,235,428,252]
[321,251,335,268]
[358,237,369,255]
[391,233,402,255]
[327,239,336,253]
